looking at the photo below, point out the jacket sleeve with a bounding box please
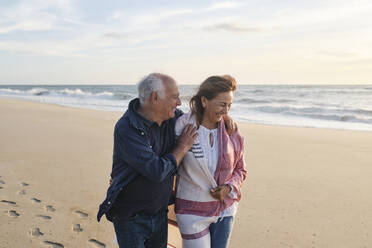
[114,123,177,183]
[225,133,247,201]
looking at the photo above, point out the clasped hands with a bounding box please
[210,184,231,201]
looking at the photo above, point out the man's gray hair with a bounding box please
[137,73,165,104]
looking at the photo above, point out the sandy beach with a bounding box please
[1,98,372,248]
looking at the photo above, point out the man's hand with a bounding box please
[172,124,198,165]
[223,115,237,135]
[210,185,231,201]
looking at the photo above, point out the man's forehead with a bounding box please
[166,85,179,96]
[162,78,177,87]
[163,79,178,92]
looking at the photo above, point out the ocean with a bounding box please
[1,84,372,131]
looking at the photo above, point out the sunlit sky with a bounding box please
[1,0,372,84]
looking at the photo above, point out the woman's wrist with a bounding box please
[224,184,232,193]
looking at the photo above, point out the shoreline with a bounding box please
[1,96,371,133]
[1,98,372,247]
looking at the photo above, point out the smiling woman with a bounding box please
[189,75,237,128]
[174,75,247,248]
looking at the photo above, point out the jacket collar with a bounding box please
[127,98,154,130]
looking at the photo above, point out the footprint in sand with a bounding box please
[74,210,88,218]
[88,239,106,248]
[31,198,42,203]
[18,189,26,195]
[36,215,52,220]
[0,186,3,189]
[30,227,44,237]
[43,241,64,248]
[72,224,83,233]
[0,180,5,184]
[21,182,29,186]
[45,205,56,212]
[8,210,20,217]
[1,200,16,206]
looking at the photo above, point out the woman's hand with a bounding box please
[223,115,237,135]
[210,185,231,201]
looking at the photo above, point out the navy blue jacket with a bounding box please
[97,98,183,221]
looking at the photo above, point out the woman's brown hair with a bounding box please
[190,75,237,125]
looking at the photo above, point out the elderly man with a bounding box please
[97,73,197,248]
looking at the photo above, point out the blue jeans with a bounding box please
[112,209,168,248]
[210,216,234,248]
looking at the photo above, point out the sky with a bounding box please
[0,0,372,85]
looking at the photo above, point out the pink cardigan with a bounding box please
[175,113,247,217]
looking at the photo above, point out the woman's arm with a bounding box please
[225,135,247,200]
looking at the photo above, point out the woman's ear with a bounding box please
[201,96,207,108]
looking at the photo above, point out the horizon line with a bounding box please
[1,82,372,86]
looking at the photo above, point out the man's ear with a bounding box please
[150,91,158,103]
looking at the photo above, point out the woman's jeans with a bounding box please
[112,209,168,248]
[210,216,234,248]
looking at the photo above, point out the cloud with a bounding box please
[266,0,372,29]
[0,0,79,34]
[107,8,193,29]
[206,1,242,11]
[317,51,358,58]
[339,58,372,66]
[0,20,55,33]
[203,22,263,33]
[101,32,127,40]
[1,41,74,58]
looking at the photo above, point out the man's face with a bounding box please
[158,79,181,121]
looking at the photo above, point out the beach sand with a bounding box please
[1,98,372,248]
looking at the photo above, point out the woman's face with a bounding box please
[202,91,233,123]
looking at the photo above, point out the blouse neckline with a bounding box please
[199,124,218,132]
